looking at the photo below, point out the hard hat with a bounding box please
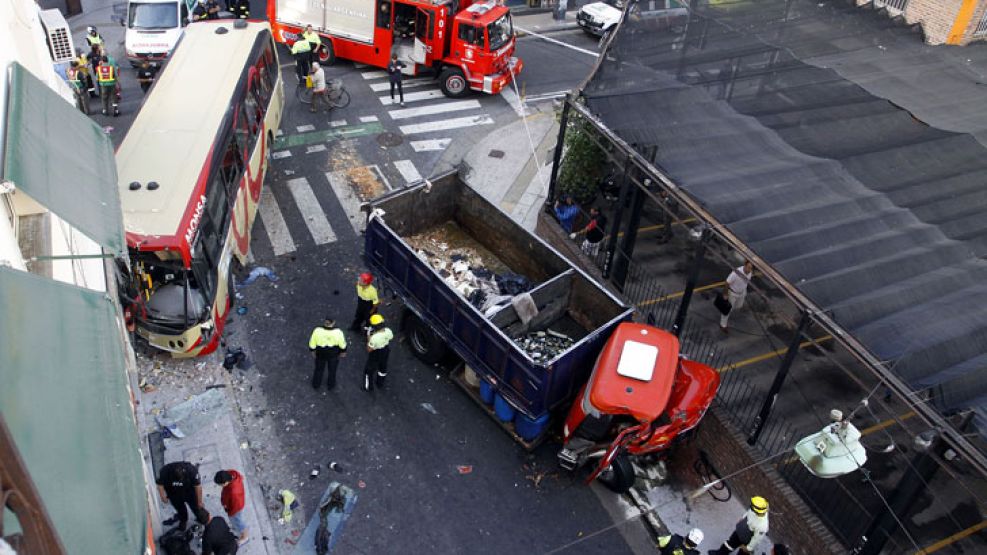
[87,26,96,33]
[751,496,769,515]
[359,272,374,285]
[686,528,704,547]
[369,314,384,326]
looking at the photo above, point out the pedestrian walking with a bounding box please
[227,0,249,19]
[571,206,607,258]
[66,61,89,114]
[309,62,331,113]
[136,60,155,94]
[214,470,249,545]
[708,496,769,554]
[658,528,703,555]
[156,461,205,530]
[718,260,753,334]
[95,56,121,116]
[350,273,379,331]
[363,314,393,392]
[200,510,239,555]
[290,37,313,83]
[386,53,406,106]
[309,318,347,390]
[553,195,579,233]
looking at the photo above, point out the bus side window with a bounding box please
[242,90,260,137]
[219,135,244,199]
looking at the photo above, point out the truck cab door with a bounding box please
[412,8,431,65]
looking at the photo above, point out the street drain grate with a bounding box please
[376,132,403,147]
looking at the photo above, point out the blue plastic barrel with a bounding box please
[479,380,495,406]
[493,393,516,422]
[515,412,551,441]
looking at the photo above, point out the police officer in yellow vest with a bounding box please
[302,25,322,65]
[363,314,393,392]
[85,26,103,60]
[95,56,120,116]
[66,61,89,115]
[309,318,347,391]
[290,36,312,84]
[350,273,379,331]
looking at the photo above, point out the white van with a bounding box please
[122,0,190,67]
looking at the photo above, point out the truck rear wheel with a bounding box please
[407,312,448,364]
[439,68,469,98]
[318,41,335,65]
[597,455,636,493]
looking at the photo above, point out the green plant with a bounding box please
[557,117,606,204]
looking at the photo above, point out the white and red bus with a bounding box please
[116,21,285,357]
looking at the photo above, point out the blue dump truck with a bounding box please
[364,172,634,446]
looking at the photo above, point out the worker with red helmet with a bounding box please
[350,272,380,331]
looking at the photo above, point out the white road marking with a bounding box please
[379,89,445,105]
[296,124,315,132]
[353,62,368,68]
[500,86,525,118]
[525,90,569,102]
[360,115,379,122]
[367,164,393,191]
[287,177,336,245]
[400,114,494,135]
[388,100,481,120]
[275,128,284,137]
[361,70,388,79]
[369,80,430,92]
[410,138,452,152]
[330,120,347,127]
[306,144,327,153]
[325,171,367,234]
[258,187,295,256]
[272,150,292,159]
[516,26,600,57]
[393,160,423,184]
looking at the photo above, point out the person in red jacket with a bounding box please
[214,470,248,544]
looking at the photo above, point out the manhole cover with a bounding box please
[488,149,505,159]
[376,132,403,147]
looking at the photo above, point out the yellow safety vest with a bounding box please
[357,283,379,305]
[96,64,116,84]
[291,39,312,54]
[368,328,393,350]
[303,30,320,46]
[87,34,103,47]
[309,327,347,350]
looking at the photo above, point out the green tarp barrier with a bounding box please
[0,267,146,553]
[2,62,124,253]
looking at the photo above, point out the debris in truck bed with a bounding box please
[514,330,575,361]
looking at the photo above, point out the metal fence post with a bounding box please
[602,161,631,279]
[546,98,571,208]
[671,226,710,336]
[747,310,811,446]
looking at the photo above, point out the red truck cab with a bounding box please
[559,323,720,492]
[440,1,522,96]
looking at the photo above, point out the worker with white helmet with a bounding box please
[658,527,703,554]
[709,496,769,554]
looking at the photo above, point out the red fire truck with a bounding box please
[268,0,522,97]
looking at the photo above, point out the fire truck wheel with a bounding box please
[439,68,469,98]
[318,41,335,65]
[597,455,635,493]
[407,312,448,364]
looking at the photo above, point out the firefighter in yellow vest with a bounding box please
[227,0,249,19]
[363,315,393,392]
[74,48,96,97]
[95,56,120,116]
[66,61,89,115]
[309,318,347,391]
[290,36,312,84]
[350,272,379,331]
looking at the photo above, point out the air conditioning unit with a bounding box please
[38,9,76,64]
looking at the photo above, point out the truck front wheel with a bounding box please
[407,312,448,364]
[439,68,469,98]
[597,455,636,493]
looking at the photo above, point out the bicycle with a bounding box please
[296,78,350,109]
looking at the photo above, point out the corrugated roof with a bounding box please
[583,0,987,429]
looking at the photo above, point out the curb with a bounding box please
[628,488,667,539]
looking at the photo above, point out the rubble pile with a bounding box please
[514,330,574,362]
[406,223,534,316]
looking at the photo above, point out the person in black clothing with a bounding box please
[156,461,205,530]
[572,206,607,258]
[136,60,155,94]
[386,53,406,106]
[200,510,239,555]
[227,0,249,18]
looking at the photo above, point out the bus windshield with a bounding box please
[487,13,513,51]
[128,2,179,30]
[130,253,207,332]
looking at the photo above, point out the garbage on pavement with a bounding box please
[238,266,279,287]
[279,489,299,524]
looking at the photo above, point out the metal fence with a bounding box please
[872,0,909,14]
[976,8,987,37]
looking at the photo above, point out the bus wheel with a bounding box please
[439,68,469,98]
[318,42,335,65]
[597,455,636,493]
[406,312,447,364]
